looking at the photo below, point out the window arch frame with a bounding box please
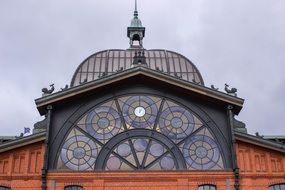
[198,184,217,190]
[53,91,231,171]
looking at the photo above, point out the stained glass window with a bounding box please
[269,184,285,190]
[57,95,225,171]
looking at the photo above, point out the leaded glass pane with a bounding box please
[58,129,99,171]
[77,100,123,143]
[57,94,225,171]
[118,96,161,129]
[180,128,223,170]
[158,100,203,143]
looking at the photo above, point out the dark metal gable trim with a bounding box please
[235,131,285,153]
[0,132,46,153]
[35,66,244,115]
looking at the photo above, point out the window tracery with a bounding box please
[57,95,225,171]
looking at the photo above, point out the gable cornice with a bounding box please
[35,66,244,115]
[235,131,285,153]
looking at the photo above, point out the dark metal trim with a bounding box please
[235,132,285,153]
[41,105,53,190]
[0,132,45,153]
[36,66,244,115]
[227,105,240,190]
[95,129,187,170]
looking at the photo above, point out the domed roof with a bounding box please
[71,49,204,87]
[130,16,143,28]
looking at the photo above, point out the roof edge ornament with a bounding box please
[127,0,145,49]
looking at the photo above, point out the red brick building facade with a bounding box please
[0,3,284,190]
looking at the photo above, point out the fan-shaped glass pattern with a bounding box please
[57,95,224,171]
[71,49,204,86]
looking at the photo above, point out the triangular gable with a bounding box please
[35,66,244,115]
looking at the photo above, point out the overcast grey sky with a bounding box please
[0,0,284,136]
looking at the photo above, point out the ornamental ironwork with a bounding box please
[57,95,225,171]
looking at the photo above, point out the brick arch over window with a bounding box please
[56,94,227,171]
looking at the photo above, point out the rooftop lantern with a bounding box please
[127,0,145,49]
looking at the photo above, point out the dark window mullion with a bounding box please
[152,98,165,131]
[141,138,152,168]
[111,151,137,170]
[177,125,206,146]
[114,98,129,131]
[114,98,140,168]
[128,139,140,169]
[74,125,104,147]
[144,150,170,170]
[141,98,165,168]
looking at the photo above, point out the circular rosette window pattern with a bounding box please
[60,135,99,171]
[159,104,195,141]
[85,106,122,142]
[57,94,226,171]
[182,134,223,170]
[120,96,160,129]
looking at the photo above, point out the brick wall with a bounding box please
[237,141,285,190]
[0,141,44,190]
[0,139,284,189]
[47,171,235,190]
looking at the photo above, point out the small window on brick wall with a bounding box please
[0,186,11,190]
[64,185,83,190]
[269,184,285,190]
[198,185,217,190]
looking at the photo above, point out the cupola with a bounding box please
[127,0,145,48]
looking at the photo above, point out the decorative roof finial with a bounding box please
[127,0,145,48]
[134,0,139,17]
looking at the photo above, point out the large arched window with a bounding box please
[64,185,83,190]
[0,187,11,190]
[57,95,225,171]
[198,185,217,190]
[269,184,285,190]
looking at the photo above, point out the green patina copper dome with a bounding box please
[130,11,143,28]
[130,0,143,28]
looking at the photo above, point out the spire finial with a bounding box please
[134,0,138,17]
[128,0,145,48]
